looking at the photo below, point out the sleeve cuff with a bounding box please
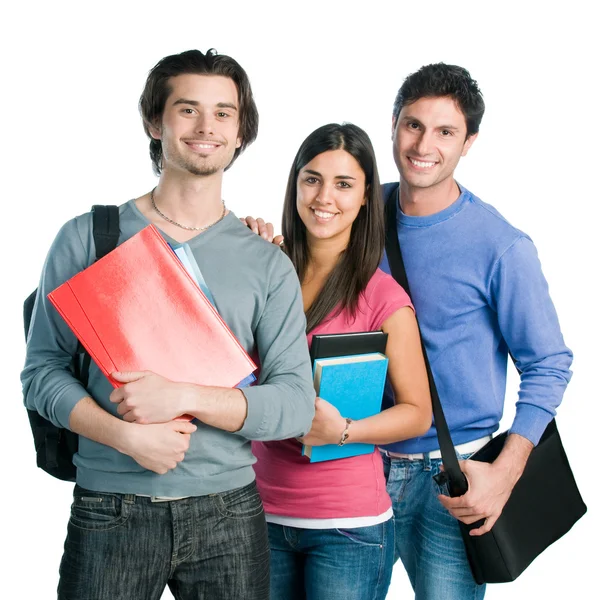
[509,403,554,446]
[236,386,267,438]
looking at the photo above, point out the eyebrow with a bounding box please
[303,169,356,180]
[172,98,238,111]
[402,116,460,131]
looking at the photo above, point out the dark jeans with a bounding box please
[58,481,270,600]
[268,520,394,600]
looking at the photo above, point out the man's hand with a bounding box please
[297,397,347,446]
[438,433,534,536]
[240,216,284,246]
[120,420,197,474]
[110,371,190,423]
[438,460,514,535]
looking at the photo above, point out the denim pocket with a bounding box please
[69,487,130,531]
[212,482,264,519]
[334,523,385,547]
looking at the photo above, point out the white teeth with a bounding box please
[313,209,335,219]
[193,144,216,149]
[410,158,435,168]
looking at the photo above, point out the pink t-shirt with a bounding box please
[252,269,413,519]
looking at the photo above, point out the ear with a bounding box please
[461,132,478,157]
[362,184,369,206]
[236,135,242,149]
[391,116,398,140]
[148,120,162,141]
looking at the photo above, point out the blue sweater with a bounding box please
[380,183,572,453]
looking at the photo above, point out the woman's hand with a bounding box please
[298,397,347,446]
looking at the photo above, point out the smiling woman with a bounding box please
[282,124,385,332]
[252,123,432,600]
[296,148,366,241]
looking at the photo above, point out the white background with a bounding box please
[2,1,597,598]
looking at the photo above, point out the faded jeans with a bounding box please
[268,519,394,600]
[58,481,270,600]
[382,452,486,600]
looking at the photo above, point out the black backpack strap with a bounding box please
[79,205,120,386]
[92,205,120,260]
[384,187,469,497]
[23,289,37,341]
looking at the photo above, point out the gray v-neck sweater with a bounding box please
[22,200,315,496]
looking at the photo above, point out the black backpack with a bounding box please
[24,205,120,481]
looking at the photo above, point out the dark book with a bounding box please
[310,330,388,362]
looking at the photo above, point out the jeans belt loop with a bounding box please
[423,452,432,470]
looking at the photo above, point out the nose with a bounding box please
[194,111,215,135]
[316,183,335,205]
[415,130,433,157]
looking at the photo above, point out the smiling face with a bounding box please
[150,74,242,177]
[296,149,367,247]
[392,95,477,192]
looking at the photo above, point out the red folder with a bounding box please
[48,225,257,393]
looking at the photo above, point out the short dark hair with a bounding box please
[282,123,385,333]
[139,49,259,175]
[392,63,485,138]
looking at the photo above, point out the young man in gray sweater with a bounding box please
[21,49,315,600]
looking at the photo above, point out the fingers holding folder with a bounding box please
[110,370,194,423]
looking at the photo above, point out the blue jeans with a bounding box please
[268,520,394,600]
[382,452,486,600]
[58,482,270,600]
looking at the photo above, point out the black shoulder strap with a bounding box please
[92,205,120,260]
[79,205,120,385]
[384,188,469,496]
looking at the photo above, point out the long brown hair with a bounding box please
[282,123,385,333]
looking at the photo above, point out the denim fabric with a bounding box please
[382,452,486,600]
[268,520,394,600]
[58,482,270,600]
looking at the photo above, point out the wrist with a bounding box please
[338,418,353,446]
[184,384,214,422]
[115,420,138,456]
[179,383,200,417]
[492,434,533,485]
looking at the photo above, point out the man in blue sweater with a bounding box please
[244,63,572,600]
[376,63,572,599]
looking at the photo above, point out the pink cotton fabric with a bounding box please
[253,269,413,519]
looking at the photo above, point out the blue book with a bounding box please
[170,243,216,306]
[302,352,389,462]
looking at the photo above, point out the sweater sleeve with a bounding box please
[236,250,315,440]
[21,217,93,429]
[489,236,573,445]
